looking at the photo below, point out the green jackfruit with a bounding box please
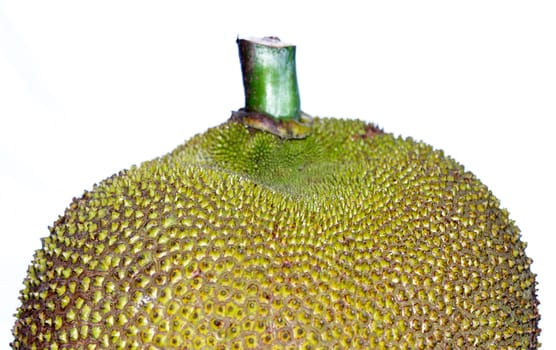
[12,117,539,349]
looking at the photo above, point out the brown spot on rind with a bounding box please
[364,124,384,138]
[352,123,384,140]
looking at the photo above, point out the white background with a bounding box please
[1,1,554,348]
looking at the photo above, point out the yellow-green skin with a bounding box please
[12,118,539,349]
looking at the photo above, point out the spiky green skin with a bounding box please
[12,118,539,349]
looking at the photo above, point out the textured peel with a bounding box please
[12,118,539,349]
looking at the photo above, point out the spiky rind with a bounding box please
[12,118,539,349]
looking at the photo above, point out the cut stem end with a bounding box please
[235,36,311,139]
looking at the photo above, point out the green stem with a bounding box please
[237,37,300,121]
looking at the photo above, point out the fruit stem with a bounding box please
[234,36,312,139]
[237,36,301,120]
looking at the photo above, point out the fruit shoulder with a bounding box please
[13,118,538,349]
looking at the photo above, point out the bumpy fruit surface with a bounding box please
[12,118,539,349]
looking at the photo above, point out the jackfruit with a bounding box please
[12,117,539,349]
